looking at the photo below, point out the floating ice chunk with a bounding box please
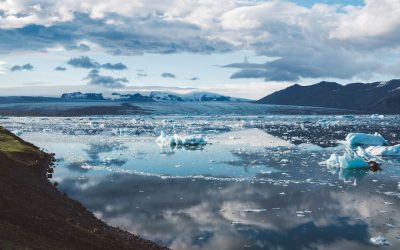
[243,208,267,213]
[346,133,386,147]
[370,114,385,119]
[345,133,386,147]
[321,151,368,169]
[322,153,341,168]
[11,129,23,136]
[156,131,206,147]
[370,236,389,246]
[365,144,400,156]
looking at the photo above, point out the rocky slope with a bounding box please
[0,127,167,250]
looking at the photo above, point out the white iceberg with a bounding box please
[345,133,386,147]
[370,114,385,119]
[370,236,390,246]
[321,151,368,169]
[365,144,400,156]
[156,131,206,147]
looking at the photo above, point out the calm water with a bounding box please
[2,115,400,249]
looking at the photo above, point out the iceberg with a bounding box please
[321,151,368,169]
[156,131,206,147]
[370,236,390,246]
[366,144,400,156]
[345,133,386,147]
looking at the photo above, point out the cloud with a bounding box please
[224,53,380,81]
[100,62,127,70]
[0,61,6,74]
[55,66,67,71]
[84,69,128,88]
[190,77,199,81]
[0,0,400,80]
[67,56,127,70]
[161,72,176,78]
[0,11,230,55]
[67,56,99,69]
[10,63,34,72]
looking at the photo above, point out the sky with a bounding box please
[0,0,399,99]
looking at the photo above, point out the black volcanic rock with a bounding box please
[257,79,400,114]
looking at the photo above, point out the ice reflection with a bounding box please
[58,173,400,250]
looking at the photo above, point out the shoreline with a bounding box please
[0,127,167,250]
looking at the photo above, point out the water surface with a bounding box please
[2,115,400,249]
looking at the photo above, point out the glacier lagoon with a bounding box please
[2,115,400,249]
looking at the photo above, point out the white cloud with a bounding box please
[330,0,400,44]
[0,0,399,81]
[0,61,6,74]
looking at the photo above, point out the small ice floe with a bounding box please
[11,129,23,136]
[365,144,400,156]
[156,131,206,147]
[243,208,267,213]
[370,236,390,246]
[345,133,387,147]
[296,211,306,217]
[321,151,368,169]
[370,114,385,119]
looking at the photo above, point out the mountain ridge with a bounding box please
[257,79,400,113]
[60,91,245,102]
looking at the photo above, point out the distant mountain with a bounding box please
[257,79,400,114]
[111,93,154,102]
[61,92,106,100]
[60,91,242,102]
[148,91,236,102]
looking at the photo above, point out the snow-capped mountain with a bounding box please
[61,92,106,100]
[148,91,241,102]
[257,79,400,113]
[61,91,246,102]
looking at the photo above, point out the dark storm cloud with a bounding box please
[10,63,34,72]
